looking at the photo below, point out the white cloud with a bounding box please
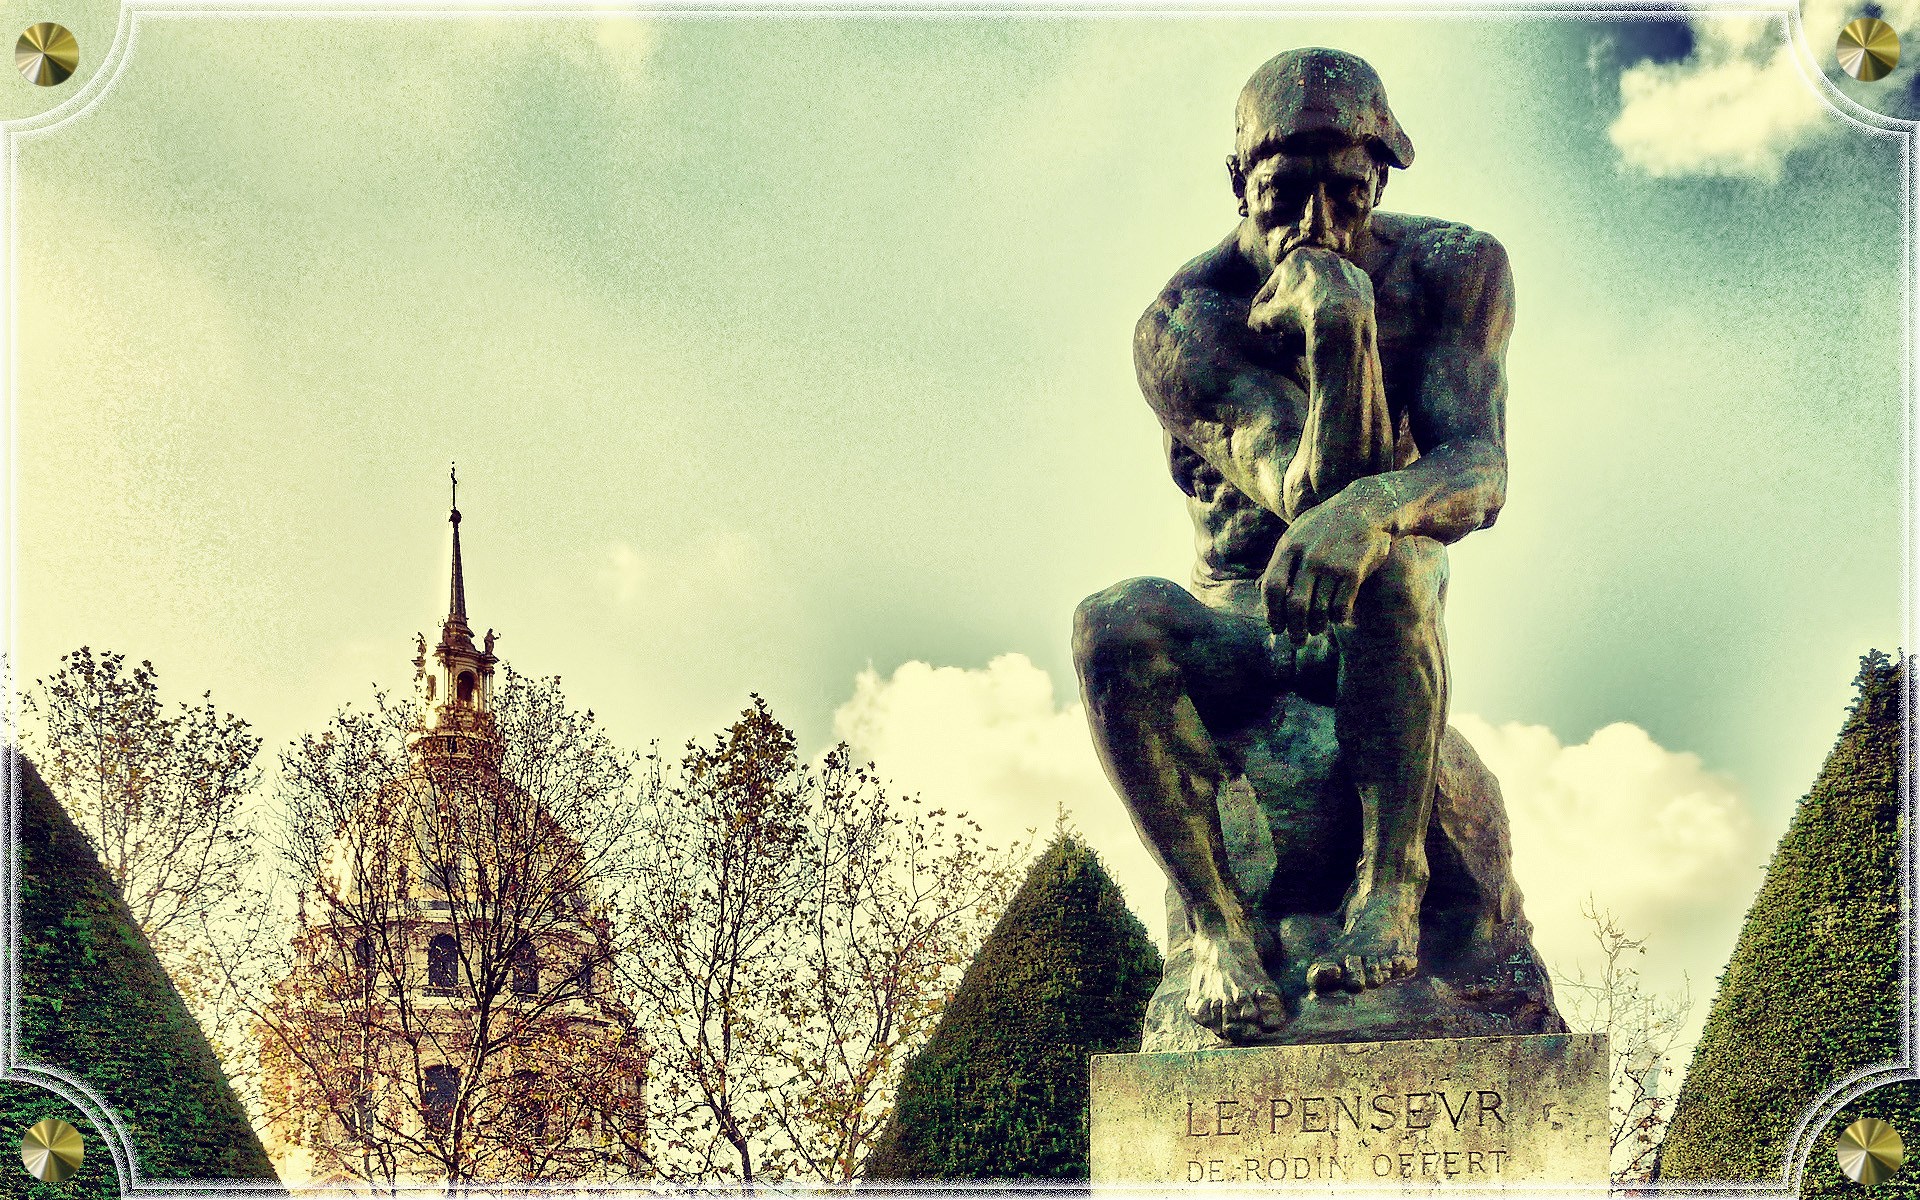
[1612,49,1825,180]
[831,657,1765,1027]
[1453,715,1765,1049]
[830,654,1171,941]
[1606,2,1918,180]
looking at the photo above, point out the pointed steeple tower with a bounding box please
[430,465,499,720]
[448,473,469,627]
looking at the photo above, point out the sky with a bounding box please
[3,0,1910,1140]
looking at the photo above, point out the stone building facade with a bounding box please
[260,488,645,1188]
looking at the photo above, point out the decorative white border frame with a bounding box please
[0,2,1909,1195]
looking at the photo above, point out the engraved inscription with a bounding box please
[1178,1090,1510,1136]
[1088,1034,1612,1186]
[1181,1150,1511,1183]
[1168,1089,1517,1183]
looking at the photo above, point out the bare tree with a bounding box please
[1553,896,1694,1186]
[21,647,262,1078]
[623,697,1024,1186]
[245,664,646,1191]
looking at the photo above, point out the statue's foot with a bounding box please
[1187,927,1289,1042]
[1306,885,1420,993]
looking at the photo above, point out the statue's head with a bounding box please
[1229,48,1413,259]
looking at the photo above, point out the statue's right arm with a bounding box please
[1134,268,1303,521]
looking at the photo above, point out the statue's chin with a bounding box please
[1300,238,1352,259]
[1268,228,1358,264]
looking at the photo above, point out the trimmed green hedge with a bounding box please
[2,750,278,1197]
[1658,653,1905,1186]
[863,833,1162,1182]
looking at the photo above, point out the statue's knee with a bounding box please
[1354,538,1447,628]
[1072,578,1188,685]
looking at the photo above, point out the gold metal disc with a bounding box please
[19,1119,82,1184]
[1837,1117,1905,1185]
[1838,17,1901,81]
[14,22,76,87]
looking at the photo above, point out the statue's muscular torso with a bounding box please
[1140,211,1509,615]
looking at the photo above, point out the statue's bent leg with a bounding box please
[1072,577,1288,1040]
[1310,536,1449,993]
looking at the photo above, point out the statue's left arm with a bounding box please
[1264,228,1514,641]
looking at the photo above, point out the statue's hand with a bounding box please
[1262,495,1393,644]
[1249,246,1375,338]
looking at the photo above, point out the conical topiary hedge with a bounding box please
[862,833,1162,1183]
[2,749,279,1195]
[1658,652,1905,1187]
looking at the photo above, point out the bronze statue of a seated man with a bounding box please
[1073,47,1563,1048]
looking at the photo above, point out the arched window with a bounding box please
[573,958,593,999]
[352,936,374,973]
[457,671,476,705]
[423,1064,459,1134]
[427,933,459,988]
[511,940,538,996]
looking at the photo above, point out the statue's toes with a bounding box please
[1220,992,1289,1041]
[1232,993,1280,1029]
[1188,995,1215,1031]
[1220,1000,1256,1041]
[1391,953,1418,980]
[1220,994,1257,1032]
[1343,955,1371,991]
[1306,959,1344,994]
[1256,991,1290,1031]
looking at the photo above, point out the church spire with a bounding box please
[429,466,496,717]
[448,463,468,623]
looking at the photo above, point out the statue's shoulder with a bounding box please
[1135,233,1257,385]
[1144,233,1258,316]
[1372,212,1513,300]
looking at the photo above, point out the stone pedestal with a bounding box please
[1090,1034,1608,1190]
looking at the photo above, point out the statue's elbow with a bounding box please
[1479,479,1507,530]
[1134,301,1180,383]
